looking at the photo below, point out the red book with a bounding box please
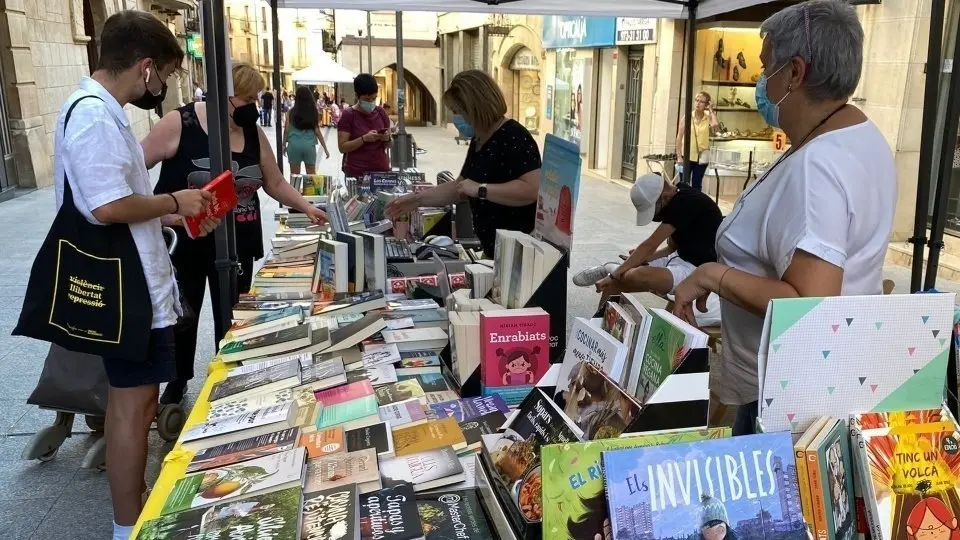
[313,380,374,407]
[183,170,238,239]
[478,309,550,406]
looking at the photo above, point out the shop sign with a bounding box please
[542,16,617,49]
[510,49,540,71]
[615,18,657,45]
[186,33,203,59]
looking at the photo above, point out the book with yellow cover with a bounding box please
[392,416,467,457]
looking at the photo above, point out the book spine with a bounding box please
[794,446,814,535]
[806,448,828,540]
[850,422,880,540]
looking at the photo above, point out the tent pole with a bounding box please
[392,10,411,170]
[924,4,960,291]
[201,0,236,340]
[272,0,283,173]
[367,11,373,74]
[911,0,945,291]
[681,1,697,186]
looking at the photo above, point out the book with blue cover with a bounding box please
[428,395,510,422]
[602,432,807,540]
[534,134,581,253]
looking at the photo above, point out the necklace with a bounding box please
[741,103,848,201]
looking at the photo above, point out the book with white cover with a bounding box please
[381,327,449,352]
[355,231,387,294]
[552,317,627,408]
[335,231,365,294]
[181,401,300,451]
[227,352,313,378]
[206,387,315,422]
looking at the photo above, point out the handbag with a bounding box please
[13,95,153,359]
[27,343,108,416]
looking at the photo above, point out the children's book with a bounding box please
[358,484,424,540]
[416,489,493,539]
[379,446,465,492]
[137,486,301,539]
[479,309,550,406]
[300,484,359,540]
[758,293,954,433]
[602,432,806,540]
[553,317,628,410]
[304,448,381,494]
[532,134,581,253]
[161,448,307,515]
[428,395,510,423]
[806,418,857,540]
[541,428,730,539]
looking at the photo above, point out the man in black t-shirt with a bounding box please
[574,173,723,319]
[261,88,275,126]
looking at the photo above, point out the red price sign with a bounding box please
[772,130,787,151]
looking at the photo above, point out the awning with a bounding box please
[277,0,775,20]
[291,56,358,84]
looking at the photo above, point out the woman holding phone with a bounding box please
[338,73,391,178]
[676,91,720,191]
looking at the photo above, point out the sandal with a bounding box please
[738,51,747,69]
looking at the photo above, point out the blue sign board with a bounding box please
[542,16,617,49]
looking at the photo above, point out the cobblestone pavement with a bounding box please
[0,121,953,538]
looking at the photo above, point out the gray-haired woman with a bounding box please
[671,0,897,435]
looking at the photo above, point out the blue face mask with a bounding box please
[755,63,791,128]
[358,100,376,114]
[452,114,474,139]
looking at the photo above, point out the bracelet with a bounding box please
[168,193,180,214]
[717,266,734,297]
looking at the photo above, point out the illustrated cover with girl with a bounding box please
[479,310,550,406]
[603,432,807,540]
[856,415,960,540]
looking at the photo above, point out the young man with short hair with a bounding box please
[261,87,275,126]
[53,10,218,539]
[574,173,723,325]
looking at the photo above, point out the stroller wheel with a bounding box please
[156,404,185,442]
[37,448,59,462]
[85,415,105,433]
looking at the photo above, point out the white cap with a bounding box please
[631,173,665,226]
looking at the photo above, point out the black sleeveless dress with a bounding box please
[154,102,264,380]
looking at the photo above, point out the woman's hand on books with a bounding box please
[385,194,419,220]
[673,264,717,327]
[193,217,221,238]
[305,205,327,225]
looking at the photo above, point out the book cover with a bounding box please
[304,448,380,493]
[209,361,301,404]
[561,363,642,440]
[219,325,311,359]
[182,402,296,446]
[187,428,301,474]
[395,369,449,393]
[359,484,424,540]
[637,311,689,403]
[533,134,581,253]
[184,170,238,239]
[161,448,307,515]
[479,310,550,406]
[137,486,301,539]
[347,364,398,386]
[416,489,492,539]
[553,317,628,410]
[238,291,314,302]
[540,428,731,539]
[379,446,464,491]
[300,358,347,391]
[428,395,510,423]
[207,388,314,421]
[422,391,459,406]
[488,388,583,522]
[335,232,364,294]
[458,412,506,450]
[225,307,303,340]
[345,422,393,456]
[813,419,856,540]
[758,293,954,433]
[392,416,467,457]
[362,344,402,368]
[313,291,387,316]
[316,240,348,298]
[602,432,806,540]
[386,299,439,312]
[227,351,312,378]
[382,328,448,351]
[316,395,379,429]
[397,351,442,368]
[375,380,426,407]
[299,427,346,459]
[315,381,375,408]
[378,399,427,427]
[300,484,358,540]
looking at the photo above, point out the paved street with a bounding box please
[0,120,954,538]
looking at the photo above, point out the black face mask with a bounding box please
[231,102,260,127]
[130,67,167,110]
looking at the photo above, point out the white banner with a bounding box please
[615,17,657,45]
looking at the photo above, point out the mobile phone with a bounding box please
[378,128,389,134]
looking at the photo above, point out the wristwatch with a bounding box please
[478,183,488,200]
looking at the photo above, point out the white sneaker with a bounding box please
[572,263,620,287]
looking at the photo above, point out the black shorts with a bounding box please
[101,326,177,388]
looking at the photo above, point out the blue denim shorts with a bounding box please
[101,326,177,388]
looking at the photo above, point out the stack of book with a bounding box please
[491,229,563,309]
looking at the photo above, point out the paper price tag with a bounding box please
[772,130,787,151]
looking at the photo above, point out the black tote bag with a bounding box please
[13,95,153,360]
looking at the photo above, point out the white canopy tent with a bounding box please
[291,55,358,84]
